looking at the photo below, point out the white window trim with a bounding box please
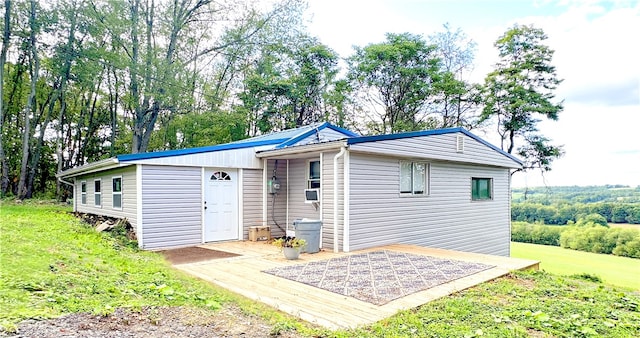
[399,161,430,196]
[307,159,321,189]
[112,176,123,210]
[94,179,102,208]
[80,181,87,205]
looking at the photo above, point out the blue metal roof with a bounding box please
[275,122,359,149]
[116,122,358,162]
[347,127,523,166]
[117,138,287,162]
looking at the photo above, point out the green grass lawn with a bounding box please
[511,242,640,290]
[0,201,306,334]
[2,201,640,337]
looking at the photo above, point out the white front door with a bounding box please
[204,168,238,242]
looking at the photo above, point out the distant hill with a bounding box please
[512,185,640,204]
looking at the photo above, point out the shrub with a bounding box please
[560,226,640,258]
[511,222,565,246]
[576,213,608,227]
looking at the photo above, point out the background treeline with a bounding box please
[512,186,640,224]
[1,0,564,200]
[512,221,640,258]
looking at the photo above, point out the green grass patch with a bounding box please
[511,242,640,290]
[610,223,640,230]
[339,270,640,337]
[0,201,309,334]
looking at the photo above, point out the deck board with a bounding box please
[174,242,538,329]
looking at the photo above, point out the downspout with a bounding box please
[57,176,74,211]
[333,146,346,253]
[58,176,73,187]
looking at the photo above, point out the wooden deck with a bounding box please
[174,241,539,329]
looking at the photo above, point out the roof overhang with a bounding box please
[56,158,130,179]
[256,140,347,159]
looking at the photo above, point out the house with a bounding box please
[57,122,522,256]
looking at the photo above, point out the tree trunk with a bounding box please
[17,0,40,199]
[0,0,11,197]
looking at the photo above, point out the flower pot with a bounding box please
[283,247,301,260]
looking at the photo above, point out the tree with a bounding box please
[428,24,482,129]
[0,0,11,196]
[235,36,341,135]
[17,0,41,199]
[481,25,564,172]
[347,33,442,134]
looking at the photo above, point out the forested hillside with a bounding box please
[512,185,640,224]
[1,0,563,200]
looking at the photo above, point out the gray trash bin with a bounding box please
[293,219,322,253]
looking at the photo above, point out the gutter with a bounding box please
[55,158,122,179]
[333,146,347,253]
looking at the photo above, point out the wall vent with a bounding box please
[456,135,464,153]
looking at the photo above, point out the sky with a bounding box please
[303,0,640,188]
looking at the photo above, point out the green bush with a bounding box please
[514,221,640,258]
[559,226,640,258]
[511,222,565,246]
[576,213,608,227]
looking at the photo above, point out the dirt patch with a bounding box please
[1,305,305,338]
[160,247,240,265]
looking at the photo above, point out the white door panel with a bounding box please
[204,169,238,241]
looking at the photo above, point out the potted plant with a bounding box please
[272,236,307,260]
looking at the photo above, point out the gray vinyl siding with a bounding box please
[266,159,288,237]
[242,169,264,239]
[320,151,343,251]
[265,158,324,240]
[348,153,511,256]
[75,165,137,230]
[286,158,322,223]
[140,165,202,249]
[349,132,519,168]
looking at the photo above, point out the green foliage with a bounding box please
[347,32,442,134]
[511,221,565,246]
[341,270,640,337]
[512,220,640,259]
[511,242,640,290]
[481,24,563,172]
[3,202,640,337]
[0,202,232,329]
[560,226,640,257]
[511,185,640,225]
[577,213,609,227]
[234,35,343,134]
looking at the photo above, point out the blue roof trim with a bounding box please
[347,127,523,166]
[116,138,287,162]
[275,122,360,149]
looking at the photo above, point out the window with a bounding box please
[400,162,429,195]
[80,181,87,205]
[472,178,492,201]
[308,160,320,189]
[94,180,101,207]
[211,171,231,181]
[112,177,122,209]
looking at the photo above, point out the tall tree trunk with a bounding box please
[129,0,143,153]
[17,0,39,199]
[0,0,10,196]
